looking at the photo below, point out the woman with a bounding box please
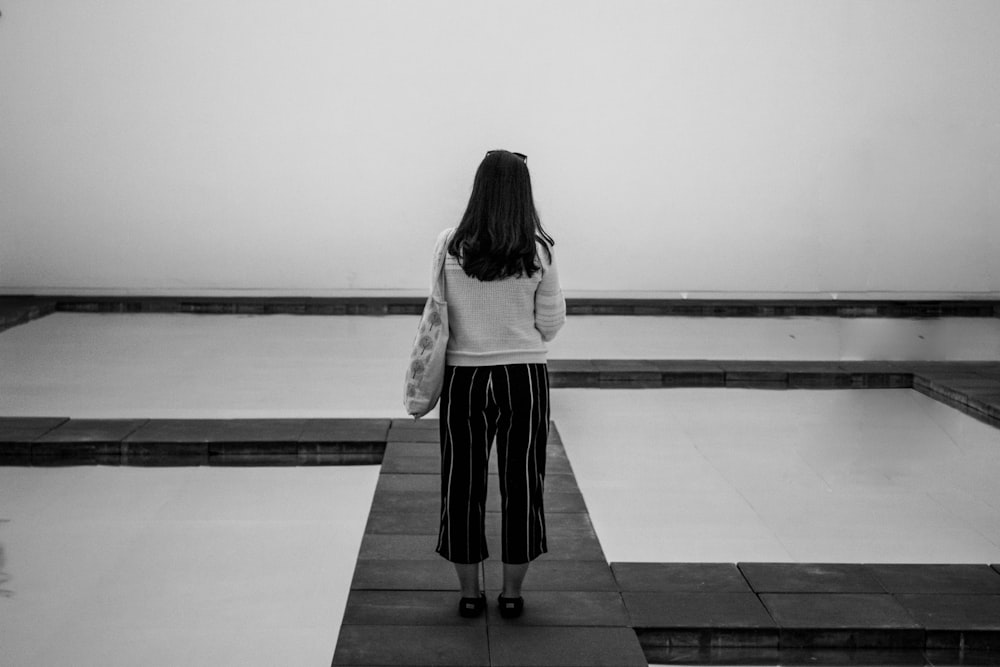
[434,149,565,619]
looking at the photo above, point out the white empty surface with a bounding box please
[552,388,1000,564]
[2,313,999,418]
[0,466,379,667]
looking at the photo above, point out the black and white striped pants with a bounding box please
[436,363,549,565]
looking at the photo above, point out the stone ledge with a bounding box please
[614,561,1000,657]
[0,297,57,333]
[0,417,393,466]
[2,296,999,329]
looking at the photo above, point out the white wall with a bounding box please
[1,0,998,297]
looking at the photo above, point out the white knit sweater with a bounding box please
[436,227,566,366]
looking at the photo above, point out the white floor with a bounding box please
[1,312,998,418]
[553,388,1000,564]
[0,466,379,667]
[2,313,1000,666]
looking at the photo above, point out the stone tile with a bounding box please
[341,590,484,626]
[380,455,440,474]
[387,426,439,443]
[484,466,579,493]
[486,511,597,540]
[358,534,439,560]
[722,362,790,388]
[778,647,931,665]
[125,419,226,442]
[486,445,573,476]
[370,490,440,514]
[0,297,56,332]
[547,359,600,388]
[787,367,854,389]
[543,445,573,475]
[376,473,439,494]
[653,360,726,387]
[483,591,629,627]
[297,449,383,466]
[868,564,1000,595]
[332,624,489,666]
[0,417,68,442]
[121,442,209,466]
[760,593,923,648]
[209,418,307,441]
[537,512,598,540]
[296,443,384,466]
[623,591,775,629]
[208,452,301,466]
[485,560,619,592]
[22,418,142,464]
[34,418,146,442]
[489,625,647,667]
[739,563,885,594]
[593,359,664,388]
[486,489,587,513]
[641,645,780,666]
[484,512,596,541]
[537,472,580,494]
[365,510,439,536]
[486,532,605,562]
[543,490,588,515]
[924,648,1000,665]
[965,392,1000,421]
[208,440,300,460]
[383,441,439,459]
[591,359,659,373]
[389,418,439,433]
[894,594,1000,632]
[612,562,753,593]
[30,441,103,465]
[928,630,1000,652]
[837,362,913,389]
[350,559,456,591]
[761,593,919,629]
[298,418,390,442]
[0,443,32,465]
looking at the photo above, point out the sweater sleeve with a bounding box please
[534,247,566,342]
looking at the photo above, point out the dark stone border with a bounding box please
[2,295,999,330]
[547,360,1000,430]
[0,417,389,466]
[0,297,57,333]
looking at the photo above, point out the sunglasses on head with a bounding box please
[486,150,527,162]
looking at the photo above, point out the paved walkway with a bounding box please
[333,419,647,666]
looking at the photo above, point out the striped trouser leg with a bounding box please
[494,363,549,564]
[436,365,497,564]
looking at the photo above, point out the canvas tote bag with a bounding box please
[404,230,452,418]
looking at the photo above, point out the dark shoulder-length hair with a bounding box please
[447,149,554,282]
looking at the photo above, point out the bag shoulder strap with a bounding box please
[430,228,454,298]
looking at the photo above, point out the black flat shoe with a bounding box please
[497,594,524,619]
[459,592,486,618]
